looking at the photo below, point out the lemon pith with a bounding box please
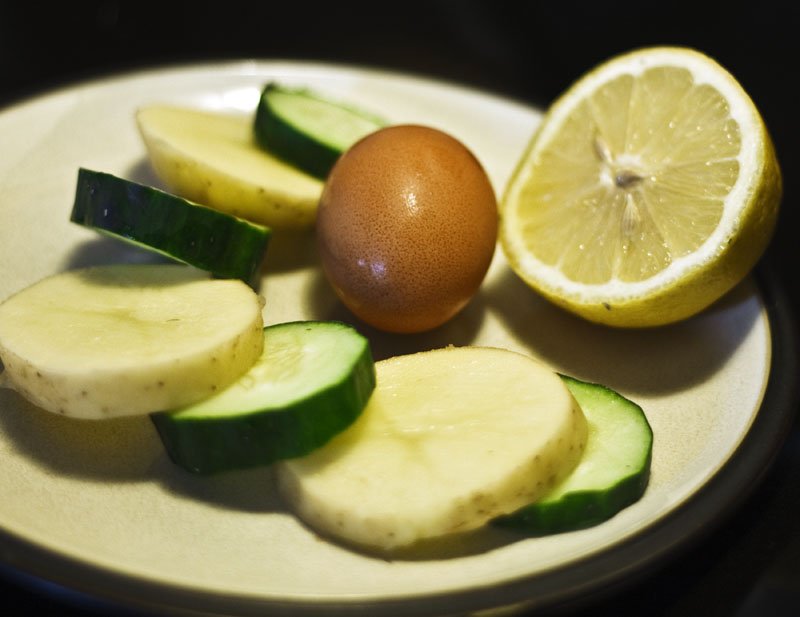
[500,47,782,327]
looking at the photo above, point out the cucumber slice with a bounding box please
[137,105,323,229]
[493,375,653,534]
[254,83,386,179]
[151,321,375,474]
[71,169,271,285]
[0,265,264,419]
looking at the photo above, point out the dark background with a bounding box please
[1,1,798,615]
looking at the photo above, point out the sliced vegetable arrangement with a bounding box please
[135,82,388,229]
[278,346,589,551]
[493,376,653,534]
[152,321,375,474]
[72,168,271,284]
[18,46,791,554]
[255,83,387,179]
[137,105,323,229]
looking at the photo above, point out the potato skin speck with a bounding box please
[317,125,498,333]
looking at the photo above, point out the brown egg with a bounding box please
[316,125,498,333]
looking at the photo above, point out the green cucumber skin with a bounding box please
[255,88,339,180]
[254,83,383,180]
[493,454,651,534]
[151,323,376,475]
[493,376,653,535]
[71,168,271,285]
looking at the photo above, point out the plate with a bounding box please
[0,61,794,616]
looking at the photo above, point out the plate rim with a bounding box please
[0,55,537,120]
[0,60,796,616]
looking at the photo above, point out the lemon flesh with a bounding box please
[501,47,781,327]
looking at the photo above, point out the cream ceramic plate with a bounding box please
[0,61,785,615]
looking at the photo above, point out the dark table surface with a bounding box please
[1,2,799,615]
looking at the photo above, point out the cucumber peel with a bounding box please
[493,375,653,534]
[151,321,376,474]
[71,168,271,285]
[254,83,386,179]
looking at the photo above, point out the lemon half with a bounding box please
[500,47,782,327]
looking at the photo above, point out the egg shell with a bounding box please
[316,125,498,333]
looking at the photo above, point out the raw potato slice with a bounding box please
[0,265,264,419]
[137,105,324,229]
[277,346,587,551]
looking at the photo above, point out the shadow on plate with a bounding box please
[0,389,160,482]
[289,511,525,561]
[126,157,161,188]
[262,227,322,274]
[484,267,762,397]
[304,266,491,361]
[153,458,290,515]
[62,235,174,270]
[0,387,291,513]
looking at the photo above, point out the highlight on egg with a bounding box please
[316,124,498,333]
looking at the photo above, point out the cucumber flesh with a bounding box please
[254,83,386,179]
[71,168,270,285]
[493,375,653,534]
[151,321,376,474]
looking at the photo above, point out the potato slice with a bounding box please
[137,105,323,229]
[277,346,587,551]
[0,265,264,419]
